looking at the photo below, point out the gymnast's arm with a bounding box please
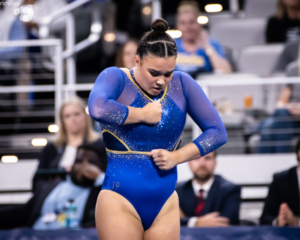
[150,72,227,169]
[175,72,228,164]
[88,67,161,125]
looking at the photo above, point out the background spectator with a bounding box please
[115,39,138,69]
[32,96,107,191]
[0,143,106,230]
[255,37,300,153]
[266,0,300,43]
[176,151,241,227]
[274,38,300,72]
[0,0,27,112]
[0,1,26,61]
[260,139,300,226]
[174,1,232,78]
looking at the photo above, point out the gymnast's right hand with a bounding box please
[141,99,162,124]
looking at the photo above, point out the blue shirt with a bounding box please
[0,18,26,61]
[174,38,225,76]
[33,173,104,230]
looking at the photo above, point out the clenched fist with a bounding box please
[141,99,162,124]
[149,149,179,171]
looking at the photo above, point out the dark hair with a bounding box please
[295,138,300,162]
[136,18,177,59]
[77,144,107,171]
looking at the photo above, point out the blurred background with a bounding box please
[1,0,300,234]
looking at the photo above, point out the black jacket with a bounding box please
[176,175,241,226]
[32,138,107,191]
[260,166,300,225]
[0,178,102,229]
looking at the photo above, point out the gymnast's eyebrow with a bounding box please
[148,68,175,75]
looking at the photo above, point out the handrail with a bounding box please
[0,39,62,124]
[37,0,102,97]
[0,39,61,47]
[151,0,162,21]
[38,0,91,38]
[197,76,300,87]
[2,76,300,93]
[38,0,102,58]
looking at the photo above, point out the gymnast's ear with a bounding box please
[134,55,142,68]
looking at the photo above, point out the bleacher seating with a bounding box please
[286,60,299,77]
[210,18,267,53]
[1,0,300,233]
[238,44,284,77]
[244,0,277,18]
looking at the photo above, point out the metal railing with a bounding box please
[0,39,62,124]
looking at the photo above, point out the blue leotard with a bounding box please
[88,67,228,230]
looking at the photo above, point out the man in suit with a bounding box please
[260,139,300,227]
[176,151,241,227]
[0,144,105,229]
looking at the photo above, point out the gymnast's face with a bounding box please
[134,54,176,96]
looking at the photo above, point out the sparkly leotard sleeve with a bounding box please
[88,67,227,230]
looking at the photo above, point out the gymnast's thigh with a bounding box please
[144,191,180,240]
[95,189,144,240]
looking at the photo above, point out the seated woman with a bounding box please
[174,1,232,78]
[256,37,300,153]
[266,0,300,43]
[32,96,107,191]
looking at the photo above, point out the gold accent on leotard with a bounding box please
[120,68,168,102]
[102,129,182,155]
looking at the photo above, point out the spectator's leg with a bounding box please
[270,109,293,153]
[257,117,275,153]
[257,109,295,153]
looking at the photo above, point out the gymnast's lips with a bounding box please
[153,87,163,92]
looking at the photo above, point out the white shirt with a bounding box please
[59,145,77,169]
[191,177,215,199]
[187,177,215,227]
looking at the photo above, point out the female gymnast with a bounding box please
[88,18,228,240]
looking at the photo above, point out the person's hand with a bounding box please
[149,149,179,171]
[276,87,291,108]
[141,99,162,124]
[277,203,299,227]
[287,103,300,116]
[195,212,229,227]
[80,164,102,181]
[198,29,211,49]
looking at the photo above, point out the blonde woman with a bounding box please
[175,1,232,77]
[32,96,107,191]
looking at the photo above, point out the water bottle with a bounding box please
[66,199,79,229]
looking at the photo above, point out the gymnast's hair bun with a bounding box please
[151,18,169,33]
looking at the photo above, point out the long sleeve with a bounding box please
[180,72,228,156]
[260,176,281,225]
[220,185,241,225]
[88,67,129,125]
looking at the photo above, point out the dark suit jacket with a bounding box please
[260,166,300,225]
[32,138,107,192]
[0,178,102,229]
[176,175,241,226]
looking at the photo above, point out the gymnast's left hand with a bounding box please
[149,149,179,171]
